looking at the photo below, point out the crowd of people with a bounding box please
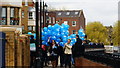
[30,34,105,68]
[33,35,84,68]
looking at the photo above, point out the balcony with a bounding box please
[0,17,7,25]
[10,17,19,25]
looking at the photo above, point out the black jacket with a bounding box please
[48,42,59,56]
[72,38,84,57]
[58,46,64,55]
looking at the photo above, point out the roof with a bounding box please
[53,10,83,17]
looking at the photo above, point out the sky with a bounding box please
[44,0,120,26]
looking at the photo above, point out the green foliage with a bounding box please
[112,21,120,46]
[86,21,108,44]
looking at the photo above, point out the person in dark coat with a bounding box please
[58,45,65,67]
[41,45,48,66]
[72,35,85,67]
[30,35,36,68]
[48,40,59,68]
[72,35,82,58]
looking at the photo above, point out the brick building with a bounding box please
[45,11,56,26]
[22,0,34,31]
[53,10,85,34]
[27,7,56,31]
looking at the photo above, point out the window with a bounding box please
[72,30,76,34]
[41,16,43,23]
[10,7,19,25]
[64,21,68,25]
[66,12,70,15]
[0,7,7,25]
[22,26,24,30]
[49,17,51,23]
[2,8,6,17]
[75,12,78,15]
[53,17,55,24]
[28,26,33,30]
[29,12,33,19]
[58,12,61,15]
[10,8,14,17]
[72,21,76,26]
[33,26,35,31]
[56,21,59,24]
[25,0,28,6]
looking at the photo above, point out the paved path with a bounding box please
[43,57,112,68]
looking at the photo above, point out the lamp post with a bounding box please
[43,2,48,27]
[35,0,44,68]
[35,0,39,52]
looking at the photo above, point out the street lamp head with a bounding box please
[44,3,48,8]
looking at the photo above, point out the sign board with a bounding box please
[30,43,36,51]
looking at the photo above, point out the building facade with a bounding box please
[22,0,34,31]
[0,0,35,33]
[45,11,56,26]
[0,0,23,33]
[54,10,85,34]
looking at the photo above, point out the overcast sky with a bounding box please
[44,0,120,26]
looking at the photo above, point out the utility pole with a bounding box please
[35,0,43,68]
[35,0,39,52]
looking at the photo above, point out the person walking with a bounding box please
[72,35,85,67]
[58,44,65,67]
[48,40,59,68]
[64,39,72,68]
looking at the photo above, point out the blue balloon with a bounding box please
[51,32,57,36]
[42,41,47,45]
[54,24,60,29]
[71,38,76,42]
[28,32,32,35]
[43,27,48,32]
[81,33,85,37]
[67,36,71,39]
[64,25,69,30]
[51,36,56,40]
[54,29,60,33]
[70,41,75,46]
[56,38,61,43]
[42,36,48,41]
[60,26,64,32]
[44,32,48,36]
[33,33,36,39]
[47,30,51,36]
[42,31,44,36]
[61,23,65,27]
[60,33,65,37]
[78,31,83,36]
[59,42,64,47]
[65,31,69,36]
[78,29,84,32]
[56,33,61,38]
[51,26,55,30]
[80,37,85,40]
[70,34,76,38]
[48,25,52,30]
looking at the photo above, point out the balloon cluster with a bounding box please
[28,24,86,47]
